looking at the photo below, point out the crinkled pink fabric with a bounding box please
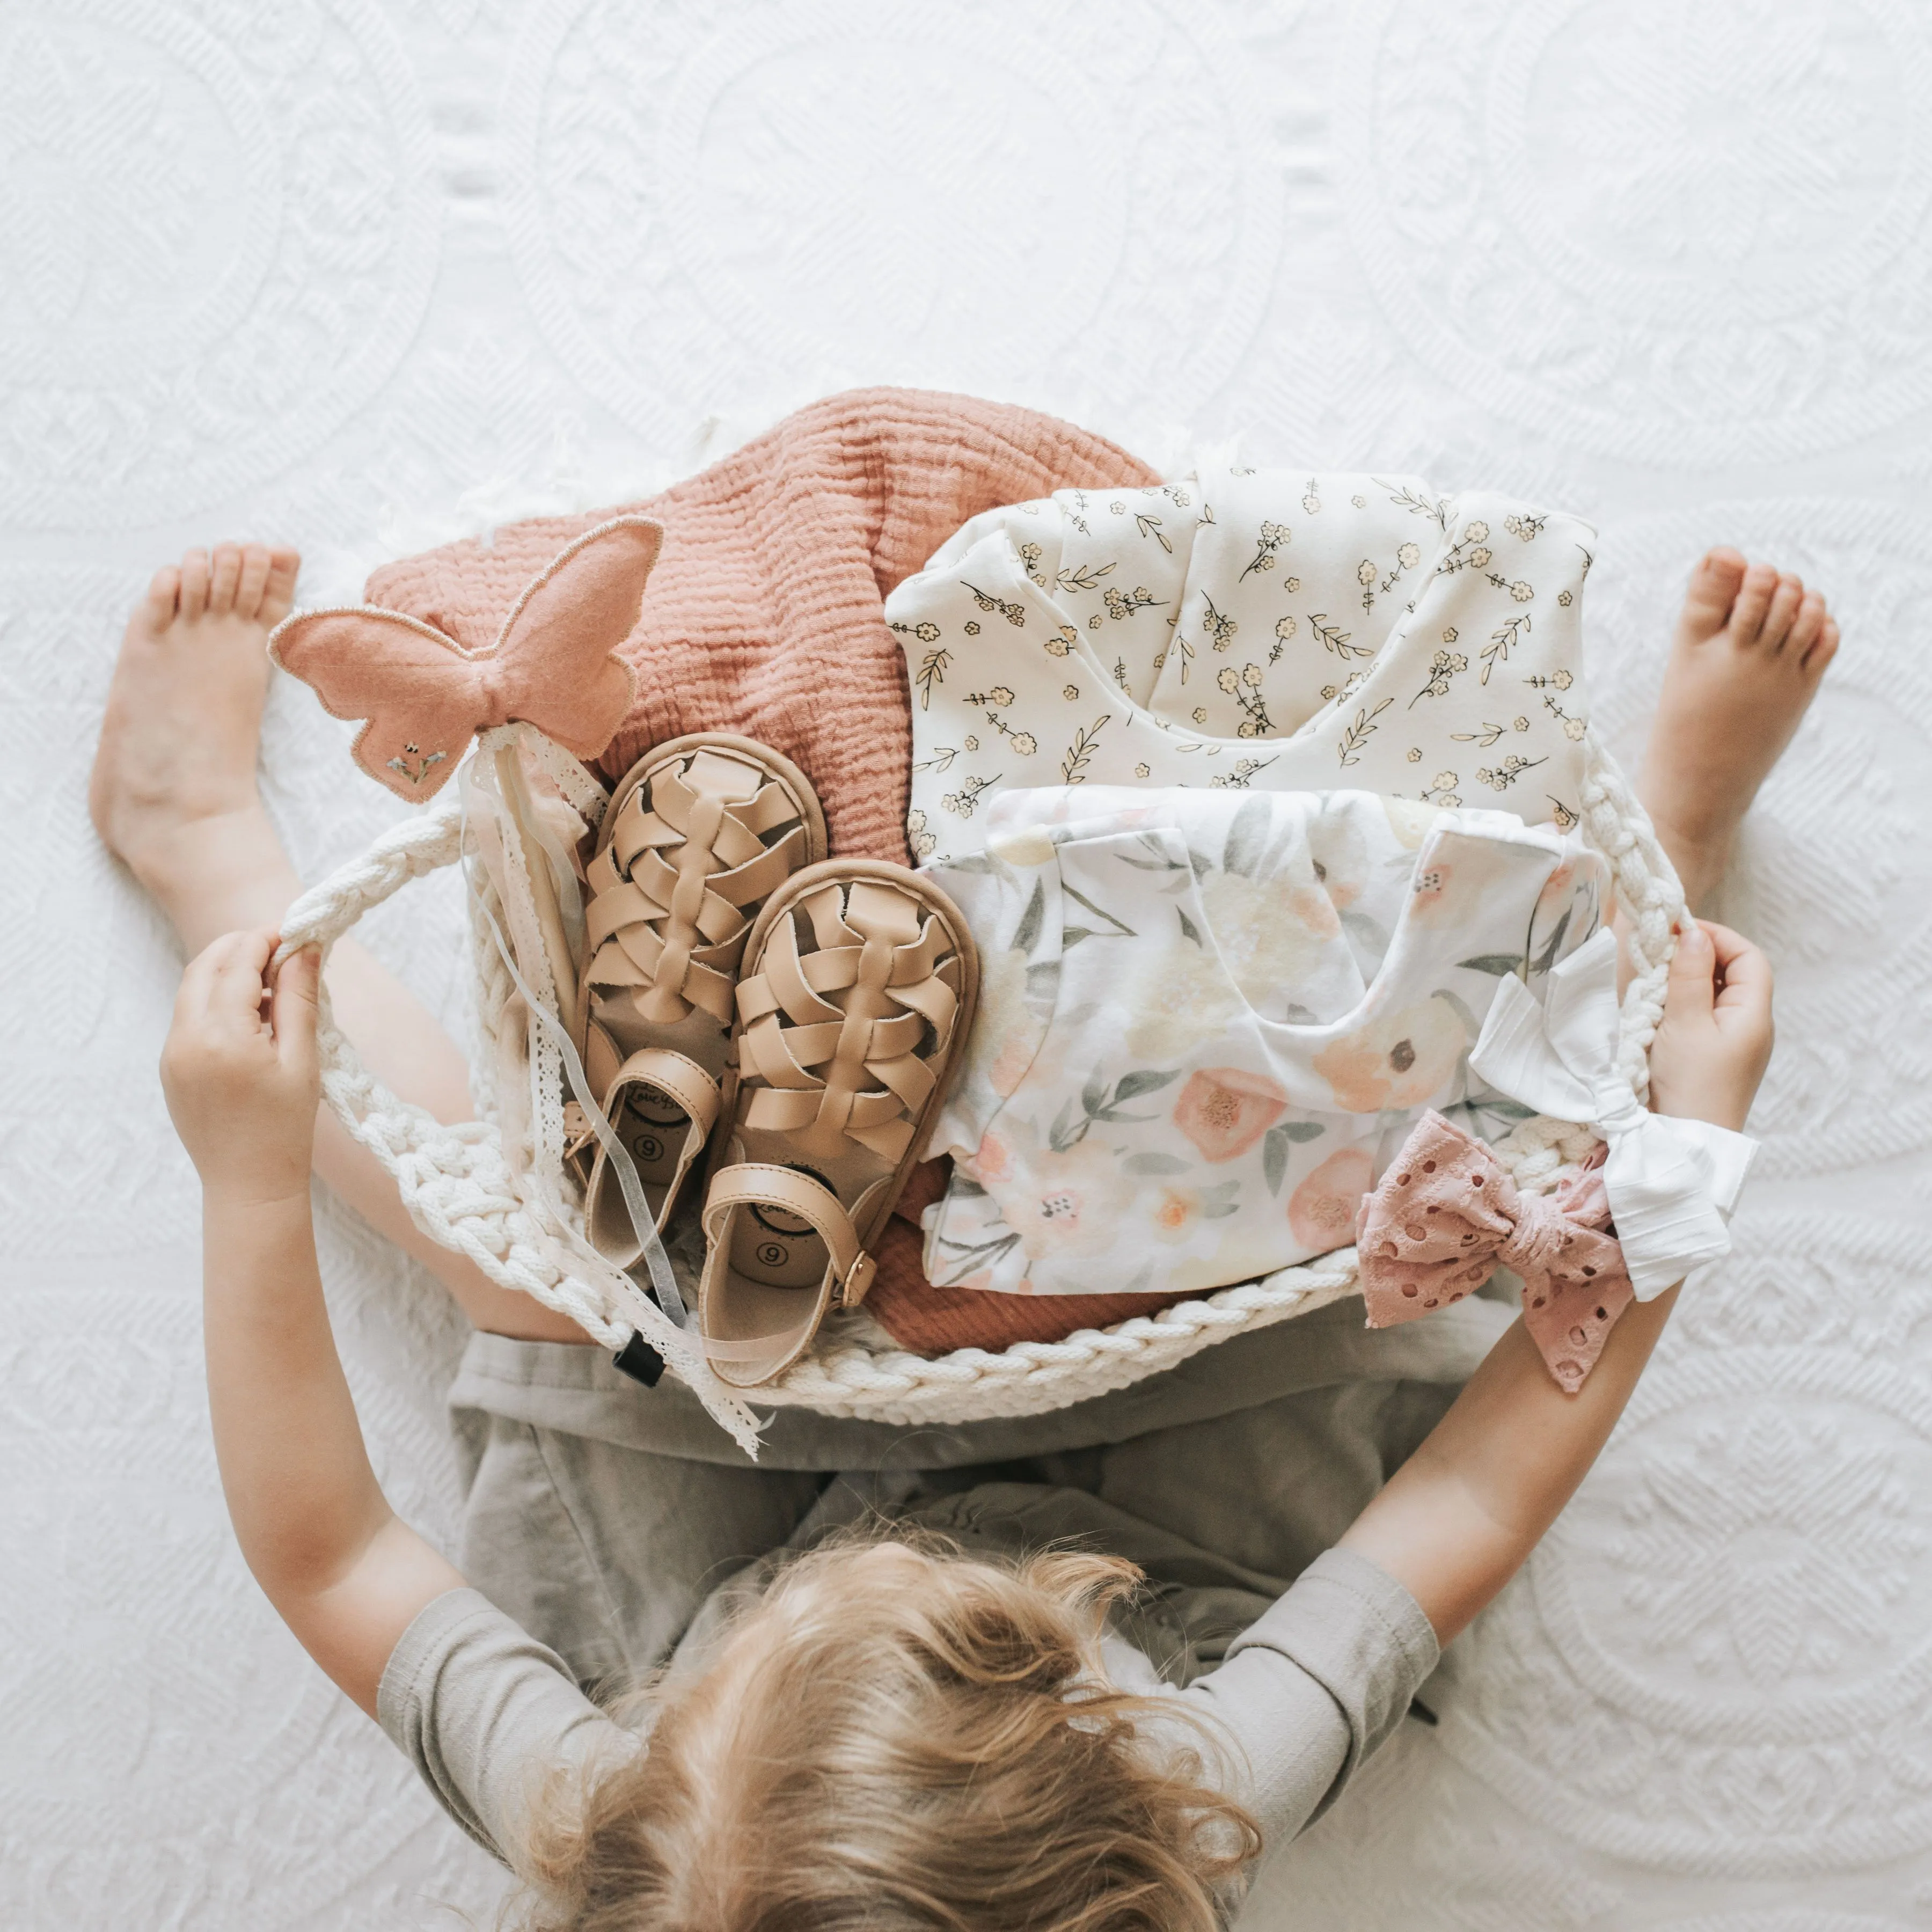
[1356,1111,1635,1392]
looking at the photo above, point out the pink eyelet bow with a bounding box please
[1356,1111,1634,1393]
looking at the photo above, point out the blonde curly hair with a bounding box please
[517,1533,1262,1930]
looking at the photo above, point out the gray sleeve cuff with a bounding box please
[1181,1546,1438,1847]
[1225,1546,1438,1818]
[378,1586,634,1872]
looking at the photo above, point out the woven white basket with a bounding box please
[278,727,1684,1446]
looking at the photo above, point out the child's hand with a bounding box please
[1646,919,1773,1133]
[161,928,322,1205]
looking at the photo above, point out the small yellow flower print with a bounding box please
[1514,716,1529,731]
[964,735,979,751]
[1243,663,1262,687]
[1470,546,1492,568]
[1407,746,1422,762]
[1397,542,1421,569]
[1012,733,1037,756]
[1217,667,1240,694]
[1045,624,1076,656]
[1509,580,1534,603]
[965,620,980,636]
[1443,626,1459,644]
[1192,706,1208,723]
[1563,716,1587,740]
[1063,683,1080,701]
[1356,559,1376,587]
[1558,589,1574,606]
[1465,521,1489,543]
[1284,575,1301,592]
[1088,614,1103,630]
[1135,762,1151,778]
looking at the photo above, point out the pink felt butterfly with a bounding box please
[267,515,663,801]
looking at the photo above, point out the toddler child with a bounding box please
[96,537,1828,1926]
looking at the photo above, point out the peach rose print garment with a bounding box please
[921,786,1604,1299]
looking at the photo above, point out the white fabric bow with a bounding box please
[1468,927,1757,1300]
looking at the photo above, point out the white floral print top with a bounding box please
[890,471,1596,864]
[921,787,1604,1300]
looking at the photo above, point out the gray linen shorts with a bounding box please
[447,1293,1511,1689]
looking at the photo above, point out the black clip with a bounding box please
[611,1330,665,1387]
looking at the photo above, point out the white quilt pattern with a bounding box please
[3,2,1928,1926]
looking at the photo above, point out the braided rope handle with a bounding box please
[276,793,631,1350]
[274,736,1684,1425]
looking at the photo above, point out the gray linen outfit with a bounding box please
[381,1292,1511,1878]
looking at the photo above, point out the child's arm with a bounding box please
[1338,918,1774,1642]
[162,928,466,1716]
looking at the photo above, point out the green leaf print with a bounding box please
[1199,1178,1242,1220]
[1177,907,1203,946]
[1012,878,1046,954]
[1457,954,1526,977]
[1529,906,1573,979]
[1222,792,1272,879]
[1124,1151,1191,1175]
[1050,1069,1181,1150]
[1262,1120,1326,1196]
[1113,1069,1181,1103]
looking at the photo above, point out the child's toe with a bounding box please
[1760,573,1803,652]
[143,565,181,632]
[1787,589,1826,663]
[1805,614,1841,675]
[179,549,210,621]
[208,544,243,616]
[1726,561,1778,645]
[1683,547,1748,634]
[235,545,273,619]
[262,548,301,626]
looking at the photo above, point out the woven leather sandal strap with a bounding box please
[582,748,812,1029]
[731,877,964,1163]
[701,1163,877,1307]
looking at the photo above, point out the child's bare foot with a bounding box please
[90,543,302,947]
[1638,547,1839,907]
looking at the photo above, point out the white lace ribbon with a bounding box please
[1468,928,1757,1300]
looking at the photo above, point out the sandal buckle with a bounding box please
[837,1250,876,1309]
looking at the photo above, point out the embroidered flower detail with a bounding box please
[1312,996,1465,1113]
[1173,1067,1289,1163]
[1288,1147,1375,1253]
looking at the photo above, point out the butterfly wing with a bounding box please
[489,515,657,757]
[268,606,486,800]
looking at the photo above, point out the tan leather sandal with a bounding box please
[572,734,827,1262]
[697,860,979,1386]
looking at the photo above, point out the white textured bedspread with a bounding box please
[4,2,1928,1924]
